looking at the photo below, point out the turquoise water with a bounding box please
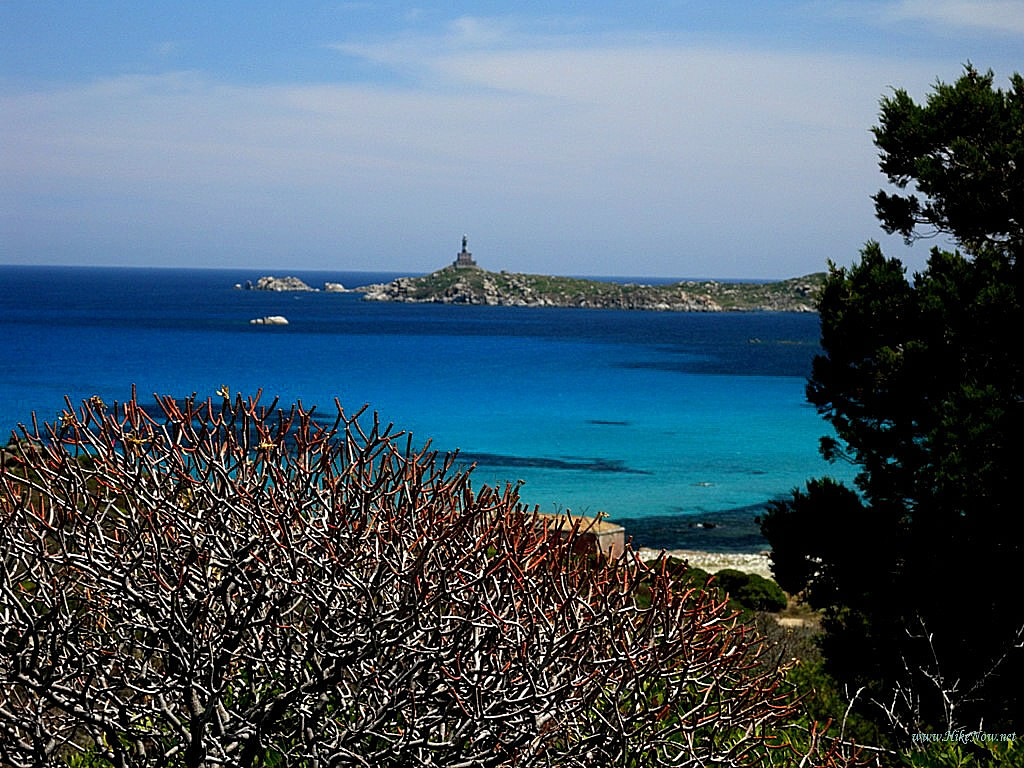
[0,265,850,550]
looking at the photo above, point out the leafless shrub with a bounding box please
[866,614,1024,742]
[1,392,860,767]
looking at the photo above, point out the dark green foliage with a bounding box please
[873,65,1024,255]
[713,568,750,594]
[737,573,788,613]
[637,561,788,615]
[760,65,1024,739]
[713,569,788,613]
[897,738,1024,768]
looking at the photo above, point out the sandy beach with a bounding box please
[636,548,773,579]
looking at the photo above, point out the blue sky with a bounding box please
[2,2,1022,278]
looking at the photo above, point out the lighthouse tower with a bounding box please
[453,234,478,269]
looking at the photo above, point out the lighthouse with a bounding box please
[453,234,478,269]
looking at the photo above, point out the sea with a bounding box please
[0,265,853,552]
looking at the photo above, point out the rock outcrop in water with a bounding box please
[357,267,823,312]
[249,315,289,325]
[252,276,315,292]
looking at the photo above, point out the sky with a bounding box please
[1,2,1022,278]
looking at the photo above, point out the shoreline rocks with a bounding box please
[249,315,289,325]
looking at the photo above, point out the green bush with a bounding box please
[738,573,788,612]
[713,568,750,595]
[897,736,1024,768]
[712,568,788,613]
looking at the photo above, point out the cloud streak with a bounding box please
[829,0,1024,36]
[888,0,1024,34]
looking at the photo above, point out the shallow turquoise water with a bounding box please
[0,265,852,549]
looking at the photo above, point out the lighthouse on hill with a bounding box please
[453,234,478,269]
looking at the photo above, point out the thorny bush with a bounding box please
[1,392,861,767]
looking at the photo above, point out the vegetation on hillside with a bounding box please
[360,267,825,312]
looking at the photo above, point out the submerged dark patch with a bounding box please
[616,502,775,552]
[457,452,652,475]
[586,419,630,426]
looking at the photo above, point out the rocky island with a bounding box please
[358,267,824,312]
[236,276,352,293]
[237,276,316,292]
[249,315,289,325]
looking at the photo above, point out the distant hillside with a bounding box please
[357,267,825,312]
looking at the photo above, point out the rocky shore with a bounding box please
[358,267,823,312]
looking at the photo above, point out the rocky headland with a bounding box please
[357,267,824,312]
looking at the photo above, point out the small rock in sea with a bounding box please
[324,282,346,292]
[250,315,289,325]
[254,276,314,292]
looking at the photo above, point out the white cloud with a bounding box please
[902,0,1024,33]
[841,0,1024,35]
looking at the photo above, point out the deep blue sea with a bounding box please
[0,265,852,551]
